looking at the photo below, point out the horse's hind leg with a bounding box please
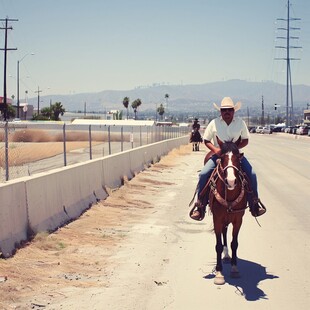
[222,225,231,264]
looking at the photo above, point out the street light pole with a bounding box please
[35,86,42,115]
[17,59,20,117]
[17,53,34,118]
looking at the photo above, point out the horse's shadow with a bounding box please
[204,259,279,301]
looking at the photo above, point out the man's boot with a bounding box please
[189,200,206,221]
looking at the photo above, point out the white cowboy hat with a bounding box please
[213,97,242,112]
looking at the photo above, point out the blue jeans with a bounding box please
[198,154,258,204]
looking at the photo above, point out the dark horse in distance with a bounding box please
[190,128,203,151]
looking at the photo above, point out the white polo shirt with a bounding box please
[203,116,249,147]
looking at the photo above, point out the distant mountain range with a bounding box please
[27,79,310,115]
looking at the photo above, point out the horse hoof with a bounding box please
[214,271,225,285]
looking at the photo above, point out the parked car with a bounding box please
[284,126,297,134]
[296,126,309,135]
[284,126,292,133]
[255,126,264,133]
[273,126,284,132]
[262,126,272,134]
[292,126,299,134]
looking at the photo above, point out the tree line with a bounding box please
[0,101,65,121]
[122,94,169,120]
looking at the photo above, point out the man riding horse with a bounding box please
[192,118,200,131]
[190,118,203,151]
[190,97,266,221]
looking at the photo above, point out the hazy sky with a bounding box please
[0,0,309,98]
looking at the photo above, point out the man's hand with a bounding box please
[213,147,222,156]
[205,140,221,156]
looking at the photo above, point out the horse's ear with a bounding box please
[235,136,242,147]
[216,136,223,147]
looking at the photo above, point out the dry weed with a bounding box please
[6,129,130,143]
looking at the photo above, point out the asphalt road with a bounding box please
[45,133,310,310]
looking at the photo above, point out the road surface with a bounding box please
[0,134,309,310]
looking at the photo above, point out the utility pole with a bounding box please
[275,0,301,127]
[0,17,18,121]
[261,96,264,126]
[35,86,42,115]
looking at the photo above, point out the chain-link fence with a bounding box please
[0,122,190,182]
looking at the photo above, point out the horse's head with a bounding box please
[217,136,243,191]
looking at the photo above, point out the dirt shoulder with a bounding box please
[0,144,193,310]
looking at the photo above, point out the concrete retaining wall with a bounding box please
[0,136,189,257]
[0,179,28,258]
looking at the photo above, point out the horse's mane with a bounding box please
[220,140,240,155]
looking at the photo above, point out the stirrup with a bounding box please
[250,198,266,217]
[189,201,206,221]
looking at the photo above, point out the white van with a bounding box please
[255,126,264,133]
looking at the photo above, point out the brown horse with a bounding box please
[207,138,248,285]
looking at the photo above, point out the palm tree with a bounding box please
[164,94,169,119]
[165,93,169,108]
[157,103,165,120]
[122,96,130,119]
[52,102,66,121]
[131,98,142,120]
[41,107,52,119]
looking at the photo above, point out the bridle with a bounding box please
[217,159,241,186]
[210,155,248,213]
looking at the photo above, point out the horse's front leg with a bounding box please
[222,225,231,264]
[214,231,225,285]
[230,222,242,278]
